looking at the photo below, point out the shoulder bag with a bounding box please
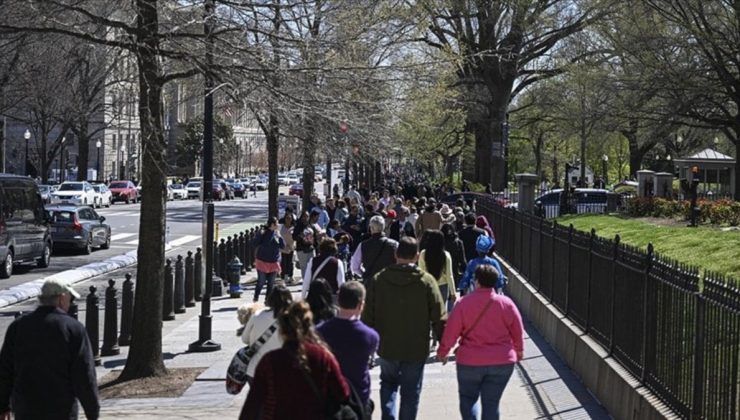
[300,368,365,420]
[225,320,278,395]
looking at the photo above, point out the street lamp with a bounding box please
[602,154,609,185]
[96,140,102,181]
[714,136,720,147]
[59,137,66,183]
[218,138,224,177]
[120,144,126,179]
[23,129,30,176]
[235,138,241,177]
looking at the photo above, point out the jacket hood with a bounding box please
[475,215,491,229]
[382,264,425,286]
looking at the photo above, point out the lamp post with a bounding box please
[235,138,240,178]
[120,144,126,179]
[602,154,608,186]
[23,129,30,176]
[218,138,224,177]
[59,137,66,182]
[96,140,102,181]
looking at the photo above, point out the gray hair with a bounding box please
[369,215,385,233]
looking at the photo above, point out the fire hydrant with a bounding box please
[226,256,243,298]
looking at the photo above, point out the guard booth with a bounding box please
[673,148,736,199]
[278,194,301,216]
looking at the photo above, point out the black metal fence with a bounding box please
[479,198,740,420]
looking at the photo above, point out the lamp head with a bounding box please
[23,129,31,140]
[96,140,102,148]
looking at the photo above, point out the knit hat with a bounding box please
[475,235,495,254]
[40,279,80,299]
[386,209,397,219]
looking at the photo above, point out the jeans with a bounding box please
[254,270,277,302]
[456,363,515,420]
[377,358,425,420]
[280,252,294,279]
[296,250,315,280]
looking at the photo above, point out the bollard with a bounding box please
[247,228,256,269]
[163,258,175,321]
[86,286,101,366]
[194,247,203,301]
[213,240,220,278]
[14,311,23,319]
[67,297,79,320]
[119,273,134,346]
[212,273,224,297]
[226,256,243,298]
[101,279,120,356]
[218,238,227,280]
[250,228,258,269]
[185,251,196,307]
[238,232,247,274]
[226,235,234,263]
[244,229,253,272]
[174,255,186,314]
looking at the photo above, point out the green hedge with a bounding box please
[626,197,740,226]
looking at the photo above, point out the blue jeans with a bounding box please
[253,270,276,302]
[377,358,425,420]
[457,363,515,420]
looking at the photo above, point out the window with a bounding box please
[79,208,95,220]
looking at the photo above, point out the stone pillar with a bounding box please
[636,170,655,197]
[516,173,539,214]
[653,172,674,198]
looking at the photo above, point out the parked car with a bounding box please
[289,183,304,198]
[287,174,299,185]
[46,204,111,254]
[200,182,225,201]
[50,181,97,206]
[254,177,267,191]
[534,188,611,218]
[186,181,201,199]
[109,180,139,204]
[38,185,52,204]
[278,174,291,186]
[91,184,112,208]
[169,183,188,200]
[0,175,52,278]
[314,169,323,182]
[229,182,246,198]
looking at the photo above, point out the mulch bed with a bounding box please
[98,367,206,399]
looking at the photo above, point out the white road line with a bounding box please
[222,214,242,219]
[101,211,129,216]
[110,233,137,241]
[125,239,139,245]
[167,235,201,247]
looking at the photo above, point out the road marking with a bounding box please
[222,214,242,219]
[110,233,137,241]
[167,235,201,247]
[101,211,129,216]
[125,239,139,245]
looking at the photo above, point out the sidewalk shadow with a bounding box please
[517,319,610,420]
[103,351,186,369]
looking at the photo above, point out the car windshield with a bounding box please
[187,182,200,188]
[47,210,75,223]
[171,184,183,189]
[59,183,83,191]
[109,182,128,189]
[39,186,50,193]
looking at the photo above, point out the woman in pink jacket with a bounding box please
[436,264,524,420]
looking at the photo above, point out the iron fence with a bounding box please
[479,197,740,420]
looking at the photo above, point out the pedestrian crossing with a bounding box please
[109,233,201,248]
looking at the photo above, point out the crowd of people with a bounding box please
[238,173,525,420]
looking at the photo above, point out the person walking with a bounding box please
[239,286,293,384]
[418,230,457,309]
[459,235,506,295]
[415,200,443,236]
[458,212,487,263]
[362,237,446,420]
[252,217,285,303]
[280,212,296,284]
[350,215,398,285]
[389,206,416,241]
[0,279,99,420]
[240,302,350,420]
[302,238,345,298]
[293,210,319,281]
[441,224,467,290]
[437,265,524,420]
[342,204,365,253]
[318,282,380,416]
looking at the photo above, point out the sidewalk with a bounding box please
[93,281,611,420]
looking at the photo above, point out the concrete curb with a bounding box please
[0,249,139,309]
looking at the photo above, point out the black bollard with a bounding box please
[185,251,196,307]
[212,240,219,278]
[67,296,79,320]
[226,235,234,263]
[244,229,253,272]
[194,247,203,301]
[212,273,224,297]
[174,254,186,314]
[247,228,255,269]
[238,232,247,275]
[119,273,134,346]
[218,238,227,279]
[86,286,101,366]
[14,311,23,319]
[101,279,120,356]
[163,258,175,321]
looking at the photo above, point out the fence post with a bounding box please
[185,251,195,307]
[691,288,706,419]
[564,224,573,314]
[163,258,175,321]
[608,235,621,355]
[549,220,556,303]
[119,273,134,346]
[640,243,654,383]
[85,286,101,366]
[585,229,595,333]
[101,279,120,356]
[174,255,186,314]
[194,247,203,301]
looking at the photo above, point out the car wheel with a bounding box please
[82,234,92,255]
[0,250,12,279]
[125,196,130,204]
[106,199,111,208]
[37,242,51,268]
[101,232,110,249]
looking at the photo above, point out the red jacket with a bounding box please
[240,342,349,420]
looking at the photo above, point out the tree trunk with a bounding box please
[119,0,167,381]
[487,87,512,191]
[301,137,315,211]
[534,132,543,179]
[266,113,279,218]
[76,119,89,181]
[735,139,740,200]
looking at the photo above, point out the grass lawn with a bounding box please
[557,214,740,280]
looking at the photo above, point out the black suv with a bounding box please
[0,175,52,278]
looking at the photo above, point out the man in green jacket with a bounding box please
[362,236,446,420]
